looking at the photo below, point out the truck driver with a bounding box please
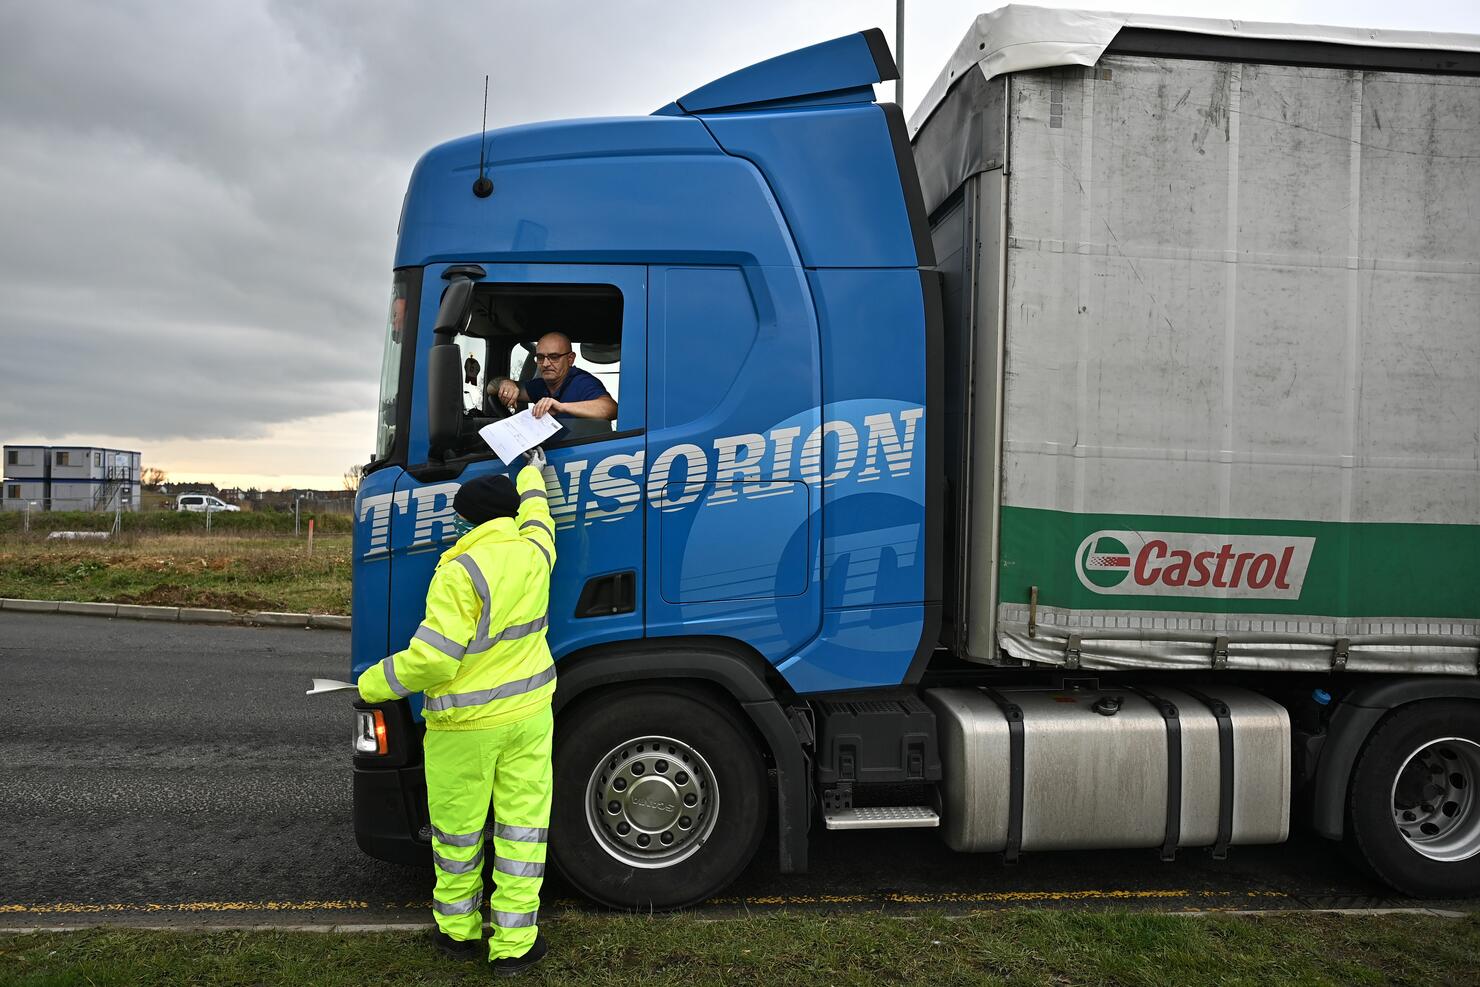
[490,332,617,424]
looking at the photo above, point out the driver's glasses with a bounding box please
[534,352,572,364]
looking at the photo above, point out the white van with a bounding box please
[176,493,239,513]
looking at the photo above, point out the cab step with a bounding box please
[822,805,940,830]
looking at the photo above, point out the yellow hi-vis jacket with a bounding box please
[357,465,556,730]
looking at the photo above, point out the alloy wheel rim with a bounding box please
[584,735,718,869]
[1391,736,1480,862]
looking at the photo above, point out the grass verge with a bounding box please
[2,910,1477,986]
[0,533,350,614]
[0,510,352,536]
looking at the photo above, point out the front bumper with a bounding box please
[353,764,431,867]
[351,698,430,867]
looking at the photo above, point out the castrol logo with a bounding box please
[1075,530,1315,600]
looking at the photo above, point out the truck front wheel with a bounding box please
[551,688,768,909]
[1348,701,1480,898]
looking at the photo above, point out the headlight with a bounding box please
[355,709,388,755]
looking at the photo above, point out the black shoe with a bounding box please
[429,927,482,962]
[490,933,547,977]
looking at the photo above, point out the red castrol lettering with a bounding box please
[1075,529,1315,600]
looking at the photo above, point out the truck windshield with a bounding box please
[374,269,419,463]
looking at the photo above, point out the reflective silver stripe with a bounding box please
[422,664,556,713]
[520,518,553,540]
[494,856,546,879]
[453,554,493,646]
[432,826,483,848]
[519,488,547,503]
[433,891,482,916]
[530,538,552,570]
[414,624,467,661]
[467,614,550,654]
[434,847,485,875]
[380,656,411,698]
[493,822,549,844]
[492,909,538,929]
[497,614,549,643]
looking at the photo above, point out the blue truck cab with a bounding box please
[352,29,942,907]
[353,15,1480,906]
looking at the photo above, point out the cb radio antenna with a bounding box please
[473,74,493,198]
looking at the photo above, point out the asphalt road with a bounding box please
[0,612,1459,928]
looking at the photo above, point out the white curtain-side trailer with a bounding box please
[908,7,1479,898]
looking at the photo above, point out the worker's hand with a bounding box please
[496,378,521,407]
[531,397,563,419]
[525,445,547,470]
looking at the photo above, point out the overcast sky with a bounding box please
[3,0,1476,489]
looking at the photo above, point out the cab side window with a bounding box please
[434,281,629,459]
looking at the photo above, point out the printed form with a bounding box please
[479,410,563,465]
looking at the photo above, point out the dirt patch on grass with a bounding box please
[108,585,279,613]
[0,533,350,614]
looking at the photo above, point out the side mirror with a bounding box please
[427,340,464,455]
[581,342,621,365]
[428,278,478,456]
[434,280,474,334]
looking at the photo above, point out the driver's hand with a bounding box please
[531,397,562,419]
[497,379,521,406]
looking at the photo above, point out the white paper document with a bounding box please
[306,678,358,696]
[478,410,563,465]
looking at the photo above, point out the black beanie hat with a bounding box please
[454,474,520,525]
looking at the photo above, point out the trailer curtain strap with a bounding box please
[422,664,556,712]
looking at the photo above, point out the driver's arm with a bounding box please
[490,377,528,409]
[552,394,617,421]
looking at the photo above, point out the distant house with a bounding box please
[3,445,142,512]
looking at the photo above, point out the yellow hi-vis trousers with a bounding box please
[423,707,552,960]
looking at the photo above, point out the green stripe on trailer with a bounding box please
[998,506,1480,619]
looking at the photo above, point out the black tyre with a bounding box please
[1348,701,1480,898]
[551,688,768,909]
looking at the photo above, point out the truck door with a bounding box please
[386,263,647,702]
[645,265,822,662]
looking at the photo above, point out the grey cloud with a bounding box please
[11,0,1474,447]
[0,0,902,443]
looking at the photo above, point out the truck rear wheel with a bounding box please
[551,688,768,909]
[1348,701,1480,898]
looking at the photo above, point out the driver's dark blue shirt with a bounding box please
[526,366,610,419]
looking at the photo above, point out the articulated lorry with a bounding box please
[352,7,1480,905]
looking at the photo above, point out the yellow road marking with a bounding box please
[0,888,1288,916]
[703,889,1288,907]
[0,901,375,915]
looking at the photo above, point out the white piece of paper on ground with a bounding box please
[478,410,563,465]
[306,678,358,696]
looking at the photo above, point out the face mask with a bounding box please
[451,516,476,538]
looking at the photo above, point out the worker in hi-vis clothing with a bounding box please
[358,446,556,975]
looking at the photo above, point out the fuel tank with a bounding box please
[924,686,1289,853]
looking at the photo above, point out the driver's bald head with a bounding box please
[538,331,571,352]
